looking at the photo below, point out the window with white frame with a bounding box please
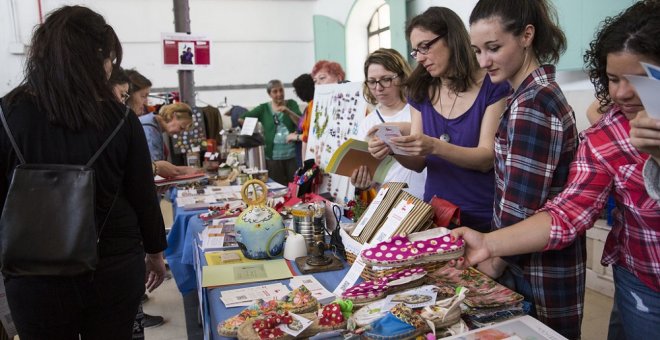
[367,4,391,53]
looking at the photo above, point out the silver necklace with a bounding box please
[439,88,458,143]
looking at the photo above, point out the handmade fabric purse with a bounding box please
[0,104,127,276]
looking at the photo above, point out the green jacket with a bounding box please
[240,99,301,159]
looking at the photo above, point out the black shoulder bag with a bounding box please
[0,105,127,276]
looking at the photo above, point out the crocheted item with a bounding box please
[318,303,345,327]
[341,267,427,304]
[217,285,317,337]
[363,303,428,340]
[251,311,293,340]
[420,287,467,328]
[361,228,464,267]
[218,300,282,337]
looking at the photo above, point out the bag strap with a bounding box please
[0,103,26,165]
[87,106,130,167]
[97,189,120,243]
[0,103,129,167]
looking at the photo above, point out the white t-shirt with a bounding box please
[357,104,427,200]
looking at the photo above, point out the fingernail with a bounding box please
[458,257,464,262]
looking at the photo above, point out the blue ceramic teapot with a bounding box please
[234,179,285,259]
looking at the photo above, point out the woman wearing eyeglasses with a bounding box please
[369,7,509,232]
[350,48,426,199]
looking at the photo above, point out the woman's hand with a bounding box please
[154,160,178,178]
[286,132,299,143]
[145,252,167,292]
[350,165,372,189]
[449,227,492,270]
[179,165,205,175]
[273,103,288,113]
[390,133,438,157]
[630,110,660,162]
[367,137,391,160]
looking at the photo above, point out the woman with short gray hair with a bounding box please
[239,80,302,185]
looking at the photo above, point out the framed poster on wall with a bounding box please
[162,32,211,70]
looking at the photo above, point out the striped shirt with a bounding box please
[542,106,660,292]
[493,65,585,339]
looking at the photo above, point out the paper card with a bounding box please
[626,74,660,119]
[351,187,388,236]
[371,199,415,244]
[375,125,409,155]
[382,285,437,310]
[200,232,224,250]
[333,254,367,295]
[241,117,258,135]
[290,275,336,304]
[220,283,290,307]
[279,313,313,337]
[642,62,660,80]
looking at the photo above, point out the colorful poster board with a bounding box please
[305,82,368,202]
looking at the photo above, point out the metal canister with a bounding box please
[291,203,318,247]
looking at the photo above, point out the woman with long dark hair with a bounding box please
[370,7,509,232]
[0,6,166,339]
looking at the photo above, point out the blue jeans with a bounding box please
[608,265,660,339]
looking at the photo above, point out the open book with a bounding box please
[325,138,395,183]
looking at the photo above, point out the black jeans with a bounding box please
[5,251,145,340]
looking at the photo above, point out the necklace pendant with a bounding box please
[440,133,451,143]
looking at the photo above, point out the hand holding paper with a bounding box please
[626,62,660,119]
[630,109,660,160]
[374,125,410,155]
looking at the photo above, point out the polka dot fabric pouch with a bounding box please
[361,228,464,267]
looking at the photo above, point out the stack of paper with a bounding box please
[289,275,337,305]
[199,218,237,251]
[219,283,290,308]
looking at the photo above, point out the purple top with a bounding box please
[409,75,510,231]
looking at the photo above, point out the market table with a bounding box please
[186,215,351,340]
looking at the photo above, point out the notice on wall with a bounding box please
[161,32,211,70]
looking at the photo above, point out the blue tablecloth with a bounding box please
[164,189,208,294]
[165,188,354,339]
[194,226,351,340]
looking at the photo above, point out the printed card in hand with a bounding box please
[374,125,409,155]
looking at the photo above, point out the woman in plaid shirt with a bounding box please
[469,0,585,338]
[456,1,660,339]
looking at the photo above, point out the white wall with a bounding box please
[0,0,317,108]
[1,0,596,129]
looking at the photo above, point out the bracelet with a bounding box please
[152,161,158,176]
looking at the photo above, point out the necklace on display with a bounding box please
[439,88,458,143]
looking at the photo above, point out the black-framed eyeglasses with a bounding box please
[120,92,130,103]
[410,35,444,59]
[365,75,399,89]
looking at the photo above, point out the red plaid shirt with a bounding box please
[494,65,585,339]
[542,106,660,292]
